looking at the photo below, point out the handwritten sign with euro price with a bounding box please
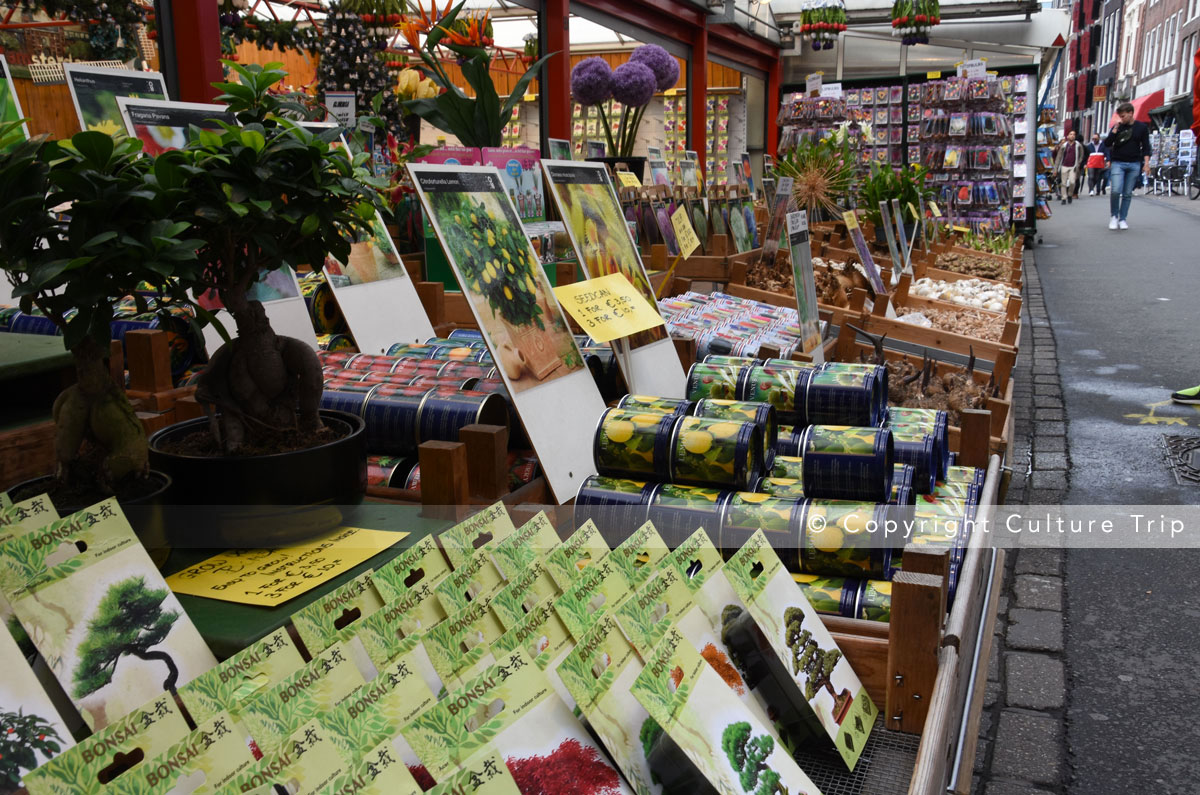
[616,171,642,188]
[670,205,700,260]
[553,272,666,344]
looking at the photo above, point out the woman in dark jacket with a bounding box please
[1103,102,1152,230]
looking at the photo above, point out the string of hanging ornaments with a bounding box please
[891,0,941,45]
[799,0,847,50]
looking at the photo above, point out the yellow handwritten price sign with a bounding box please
[842,210,861,230]
[927,71,941,79]
[670,205,700,259]
[929,201,943,217]
[553,272,666,343]
[165,526,407,606]
[616,171,642,188]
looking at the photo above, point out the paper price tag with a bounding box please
[786,208,809,238]
[553,272,666,343]
[806,72,822,96]
[929,201,943,217]
[842,209,860,231]
[927,71,942,79]
[670,205,700,259]
[616,171,642,188]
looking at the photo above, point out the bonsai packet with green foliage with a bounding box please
[438,503,516,569]
[314,734,423,795]
[0,615,74,792]
[557,614,662,795]
[341,594,441,673]
[422,592,507,685]
[544,520,611,590]
[553,556,633,641]
[630,627,823,795]
[0,499,216,732]
[489,560,559,631]
[607,521,671,589]
[291,572,386,677]
[425,749,522,795]
[725,529,878,770]
[370,568,449,639]
[22,691,190,795]
[104,711,256,795]
[372,535,452,604]
[490,596,575,709]
[317,642,443,786]
[225,718,350,795]
[237,642,366,755]
[0,493,59,543]
[178,627,305,728]
[400,647,631,793]
[488,512,561,580]
[433,544,507,617]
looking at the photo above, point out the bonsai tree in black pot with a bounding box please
[149,63,385,539]
[0,124,198,518]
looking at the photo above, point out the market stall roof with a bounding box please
[1111,90,1165,125]
[1147,95,1194,131]
[820,9,1068,50]
[772,0,1042,25]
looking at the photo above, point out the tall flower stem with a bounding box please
[623,104,647,157]
[616,105,630,159]
[596,104,618,157]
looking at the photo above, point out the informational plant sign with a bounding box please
[115,97,235,155]
[787,210,824,360]
[841,210,888,297]
[0,55,29,153]
[542,159,686,398]
[194,265,317,352]
[648,158,672,188]
[63,65,168,136]
[756,175,793,266]
[585,140,607,158]
[482,146,545,222]
[553,272,666,344]
[322,208,435,354]
[408,163,607,501]
[325,91,356,126]
[547,137,573,160]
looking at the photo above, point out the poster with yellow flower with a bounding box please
[64,65,167,139]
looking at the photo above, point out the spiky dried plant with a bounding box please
[774,134,858,221]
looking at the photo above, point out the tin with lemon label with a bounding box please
[774,425,804,457]
[820,362,889,421]
[740,366,812,426]
[858,580,892,622]
[804,367,881,427]
[684,363,750,402]
[703,354,762,368]
[800,425,894,503]
[719,492,805,568]
[668,415,763,490]
[890,429,937,495]
[616,394,695,418]
[574,475,655,545]
[593,407,676,480]
[757,477,807,499]
[791,573,861,617]
[798,500,892,579]
[771,454,804,480]
[694,398,778,470]
[887,415,949,481]
[645,483,733,548]
[944,465,986,487]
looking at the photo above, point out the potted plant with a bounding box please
[774,131,858,221]
[145,62,385,543]
[0,124,200,558]
[570,44,680,178]
[856,161,934,242]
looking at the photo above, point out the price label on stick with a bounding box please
[929,201,943,218]
[841,210,889,297]
[616,171,642,188]
[670,205,701,260]
[553,272,666,343]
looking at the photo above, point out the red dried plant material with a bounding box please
[701,643,747,695]
[410,764,437,790]
[670,666,684,689]
[506,738,624,794]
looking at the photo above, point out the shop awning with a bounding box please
[1147,95,1193,131]
[1110,90,1164,125]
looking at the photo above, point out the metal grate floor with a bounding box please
[791,717,922,795]
[1161,434,1200,485]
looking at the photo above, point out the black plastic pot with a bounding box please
[6,471,173,569]
[586,155,648,182]
[147,409,367,548]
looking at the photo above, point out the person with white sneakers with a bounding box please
[1085,133,1108,196]
[1103,103,1151,230]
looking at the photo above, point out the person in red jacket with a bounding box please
[1192,44,1200,142]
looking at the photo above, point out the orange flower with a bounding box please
[436,10,491,48]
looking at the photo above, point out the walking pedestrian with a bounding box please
[1085,133,1109,195]
[1103,102,1152,230]
[1053,130,1086,204]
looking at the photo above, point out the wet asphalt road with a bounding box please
[1031,190,1200,794]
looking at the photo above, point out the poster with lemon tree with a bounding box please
[407,163,607,502]
[63,65,167,137]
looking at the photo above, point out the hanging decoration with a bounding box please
[21,0,145,61]
[890,0,941,45]
[799,0,846,51]
[318,1,405,130]
[338,0,406,39]
[218,0,321,56]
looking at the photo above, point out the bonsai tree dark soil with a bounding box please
[155,418,343,458]
[7,442,165,510]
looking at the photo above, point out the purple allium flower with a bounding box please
[611,61,656,107]
[570,56,613,106]
[629,44,680,92]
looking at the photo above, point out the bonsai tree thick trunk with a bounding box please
[51,336,148,488]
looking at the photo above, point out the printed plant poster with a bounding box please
[0,55,30,152]
[63,65,168,136]
[115,97,234,155]
[482,147,545,223]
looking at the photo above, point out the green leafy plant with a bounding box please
[0,708,65,790]
[169,62,385,452]
[73,576,182,699]
[855,162,934,230]
[0,123,199,495]
[774,135,857,221]
[397,0,554,147]
[783,607,842,701]
[721,722,783,795]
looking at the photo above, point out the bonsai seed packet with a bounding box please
[607,521,670,589]
[0,617,74,791]
[105,712,257,795]
[434,545,507,617]
[489,560,559,631]
[490,597,575,709]
[423,594,506,685]
[290,572,385,673]
[425,750,521,795]
[439,503,516,569]
[544,520,612,591]
[224,718,349,795]
[553,557,634,641]
[631,628,822,795]
[0,499,216,732]
[372,535,451,603]
[725,530,878,769]
[557,614,661,795]
[488,513,560,580]
[0,493,59,542]
[238,642,366,755]
[316,735,422,795]
[400,647,632,793]
[23,692,190,795]
[178,627,305,728]
[372,568,448,639]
